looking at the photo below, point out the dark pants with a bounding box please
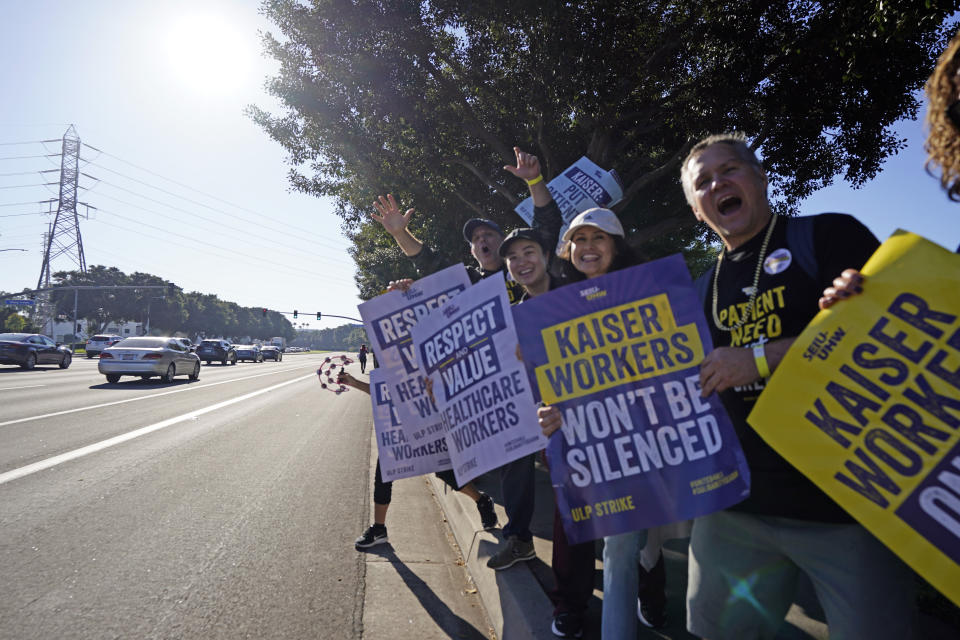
[374,459,462,506]
[638,551,667,610]
[500,453,536,542]
[359,356,367,373]
[373,458,392,504]
[550,503,596,617]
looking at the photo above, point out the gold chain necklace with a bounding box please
[711,214,778,332]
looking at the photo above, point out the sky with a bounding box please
[1,2,958,333]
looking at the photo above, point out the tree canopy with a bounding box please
[42,267,296,340]
[251,0,957,297]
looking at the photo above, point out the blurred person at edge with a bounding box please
[925,26,960,212]
[820,27,960,311]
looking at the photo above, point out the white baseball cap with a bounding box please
[561,207,625,242]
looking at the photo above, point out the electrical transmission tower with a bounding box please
[36,125,86,290]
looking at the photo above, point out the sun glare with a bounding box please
[164,12,256,95]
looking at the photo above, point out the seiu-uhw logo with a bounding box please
[579,286,606,301]
[802,327,846,361]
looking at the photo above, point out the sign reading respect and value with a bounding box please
[358,264,471,473]
[411,274,546,485]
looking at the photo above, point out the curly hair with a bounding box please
[924,28,960,202]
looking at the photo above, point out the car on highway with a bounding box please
[196,339,237,365]
[261,345,282,361]
[0,333,73,370]
[85,334,122,358]
[98,336,200,384]
[175,337,195,352]
[235,344,263,363]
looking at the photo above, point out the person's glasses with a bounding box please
[947,100,960,130]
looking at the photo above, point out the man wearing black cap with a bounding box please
[371,194,525,303]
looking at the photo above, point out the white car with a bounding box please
[98,337,201,384]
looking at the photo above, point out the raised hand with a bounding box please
[371,194,414,236]
[504,147,542,182]
[387,278,414,293]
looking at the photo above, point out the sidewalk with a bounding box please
[427,456,960,640]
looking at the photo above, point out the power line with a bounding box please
[0,183,58,190]
[0,154,61,161]
[0,140,56,146]
[0,212,48,218]
[82,144,349,248]
[87,184,350,261]
[83,158,348,252]
[92,207,354,279]
[0,200,56,208]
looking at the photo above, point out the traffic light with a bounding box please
[293,310,298,318]
[316,312,322,320]
[262,308,267,317]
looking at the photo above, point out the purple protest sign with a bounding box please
[513,254,750,543]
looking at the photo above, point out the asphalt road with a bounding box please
[0,353,491,640]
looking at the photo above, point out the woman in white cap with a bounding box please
[556,207,640,282]
[541,207,669,638]
[507,149,666,638]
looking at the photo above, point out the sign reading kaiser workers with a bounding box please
[749,231,960,607]
[370,368,450,481]
[513,255,750,544]
[513,156,623,252]
[410,274,547,486]
[359,264,470,456]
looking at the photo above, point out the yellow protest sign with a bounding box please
[749,231,960,607]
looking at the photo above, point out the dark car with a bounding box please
[261,345,282,361]
[0,333,72,370]
[235,344,263,363]
[85,334,123,358]
[196,339,237,365]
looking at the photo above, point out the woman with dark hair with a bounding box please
[554,212,641,283]
[537,205,668,638]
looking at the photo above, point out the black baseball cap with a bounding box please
[498,227,549,257]
[462,218,504,243]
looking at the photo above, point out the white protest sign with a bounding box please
[411,274,546,485]
[358,264,470,455]
[370,368,450,481]
[513,156,623,252]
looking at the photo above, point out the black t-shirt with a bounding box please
[706,213,879,522]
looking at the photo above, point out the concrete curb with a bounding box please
[428,474,556,640]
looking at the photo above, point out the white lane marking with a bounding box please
[0,372,316,486]
[0,364,318,428]
[0,385,47,391]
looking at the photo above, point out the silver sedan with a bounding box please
[98,337,201,384]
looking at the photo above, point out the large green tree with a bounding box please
[251,0,957,297]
